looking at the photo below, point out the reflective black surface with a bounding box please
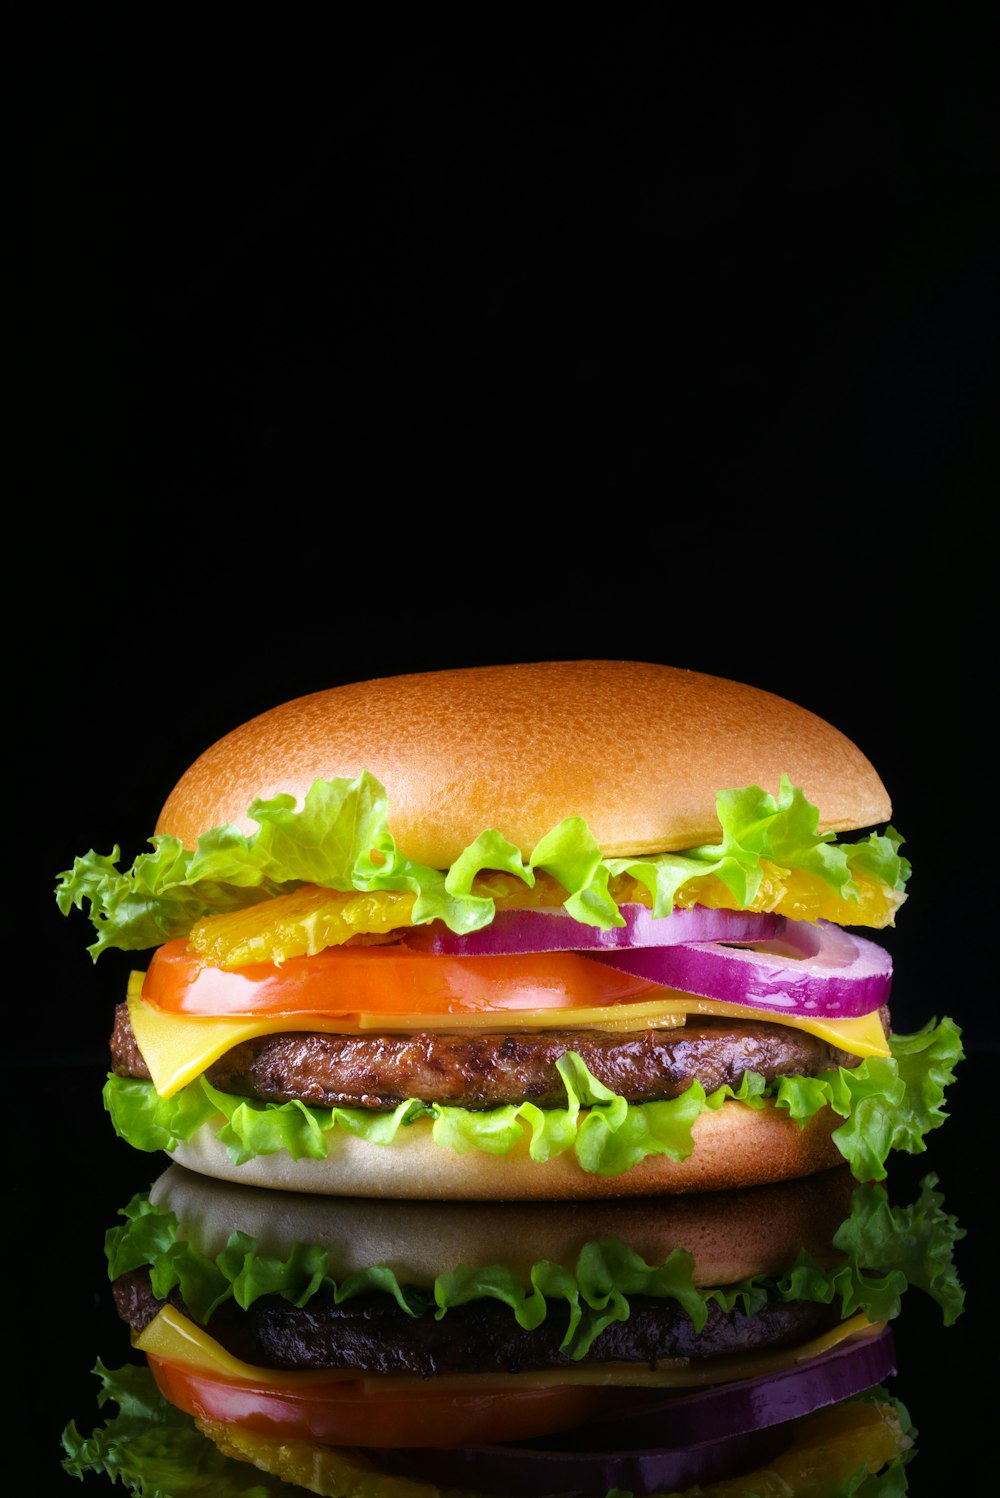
[28,12,995,1488]
[32,641,995,1493]
[33,1043,993,1493]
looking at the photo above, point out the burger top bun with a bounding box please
[156,660,891,867]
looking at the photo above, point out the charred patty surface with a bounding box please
[113,1268,842,1376]
[111,1003,871,1109]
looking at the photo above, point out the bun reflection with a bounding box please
[64,1165,963,1495]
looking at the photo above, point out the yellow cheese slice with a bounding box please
[128,981,890,1100]
[136,1302,883,1391]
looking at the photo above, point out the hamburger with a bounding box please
[56,659,962,1198]
[63,1163,964,1495]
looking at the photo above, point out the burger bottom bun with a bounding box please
[167,1099,846,1201]
[152,1160,857,1287]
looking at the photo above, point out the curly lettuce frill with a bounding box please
[57,772,910,957]
[104,1173,964,1365]
[103,1018,963,1186]
[61,1360,302,1497]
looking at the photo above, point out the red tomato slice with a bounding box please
[141,938,663,1019]
[147,1355,635,1447]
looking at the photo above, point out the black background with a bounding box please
[23,7,998,1492]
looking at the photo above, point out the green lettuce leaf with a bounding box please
[56,773,909,957]
[62,1360,306,1495]
[775,1017,964,1181]
[747,1175,963,1327]
[829,1173,965,1325]
[605,775,908,917]
[103,1020,962,1184]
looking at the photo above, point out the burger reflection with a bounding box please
[64,1164,963,1497]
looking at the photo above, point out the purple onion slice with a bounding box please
[377,1326,896,1498]
[404,903,786,955]
[590,919,891,1018]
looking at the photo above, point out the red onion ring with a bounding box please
[379,1326,896,1497]
[589,919,891,1018]
[404,903,786,955]
[403,904,891,1019]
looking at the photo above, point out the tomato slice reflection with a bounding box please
[147,1354,633,1447]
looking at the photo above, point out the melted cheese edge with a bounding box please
[137,1302,884,1391]
[127,979,891,1101]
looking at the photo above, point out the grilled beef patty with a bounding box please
[113,1267,842,1376]
[111,1002,877,1110]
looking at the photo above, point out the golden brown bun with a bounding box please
[151,1161,855,1287]
[156,660,891,865]
[167,1098,846,1202]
